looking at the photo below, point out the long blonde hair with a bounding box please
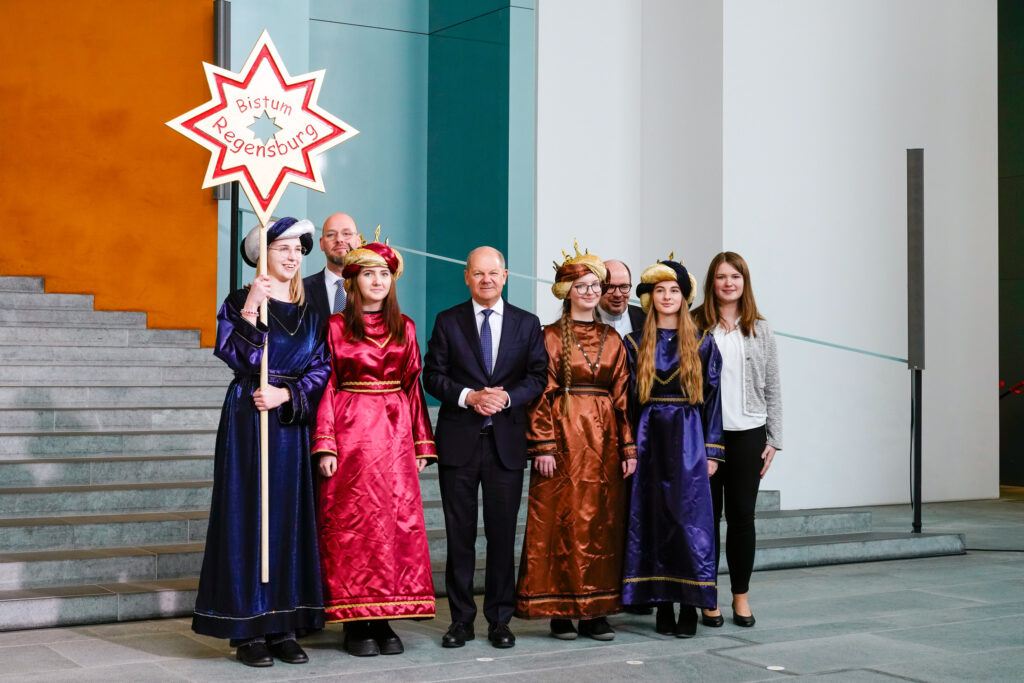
[254,256,306,306]
[635,303,703,405]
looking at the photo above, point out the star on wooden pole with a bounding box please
[167,30,358,583]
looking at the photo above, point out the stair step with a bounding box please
[0,364,232,386]
[0,510,208,552]
[746,531,966,572]
[754,508,872,538]
[0,530,967,629]
[0,578,199,630]
[0,308,147,328]
[0,481,212,516]
[0,455,214,487]
[2,292,93,309]
[0,277,44,293]
[0,542,204,590]
[0,428,216,458]
[0,327,199,348]
[0,385,228,408]
[0,406,221,432]
[0,345,219,365]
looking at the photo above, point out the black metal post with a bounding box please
[912,368,922,533]
[212,1,232,201]
[907,148,924,533]
[230,182,241,290]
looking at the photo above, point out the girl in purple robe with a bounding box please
[193,218,330,668]
[622,258,723,638]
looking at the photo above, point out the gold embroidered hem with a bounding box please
[323,596,436,623]
[514,589,623,620]
[624,575,717,587]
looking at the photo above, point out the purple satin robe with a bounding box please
[622,328,723,608]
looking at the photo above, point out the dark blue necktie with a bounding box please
[480,309,493,374]
[480,309,494,427]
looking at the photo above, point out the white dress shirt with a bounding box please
[712,319,766,431]
[323,267,344,313]
[458,298,508,409]
[598,306,634,338]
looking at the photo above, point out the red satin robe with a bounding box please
[312,312,437,622]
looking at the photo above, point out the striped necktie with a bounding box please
[333,280,346,314]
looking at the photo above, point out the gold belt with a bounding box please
[338,380,401,394]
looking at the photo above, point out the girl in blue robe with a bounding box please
[192,218,330,667]
[622,258,723,638]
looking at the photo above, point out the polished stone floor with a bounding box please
[0,491,1020,682]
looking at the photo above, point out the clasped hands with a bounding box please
[466,386,508,416]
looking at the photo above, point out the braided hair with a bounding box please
[558,301,575,417]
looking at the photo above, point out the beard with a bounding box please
[326,251,347,267]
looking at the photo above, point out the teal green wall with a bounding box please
[215,1,536,356]
[1000,1,1024,484]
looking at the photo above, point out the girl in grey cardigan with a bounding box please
[693,252,782,629]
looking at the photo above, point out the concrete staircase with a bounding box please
[0,276,965,630]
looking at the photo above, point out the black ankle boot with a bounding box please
[676,604,697,638]
[655,603,676,635]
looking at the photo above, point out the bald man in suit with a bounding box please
[302,213,361,325]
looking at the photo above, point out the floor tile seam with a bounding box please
[402,649,709,683]
[859,666,929,683]
[151,659,212,682]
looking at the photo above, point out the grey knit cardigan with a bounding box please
[735,319,783,450]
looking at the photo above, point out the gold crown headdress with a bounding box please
[550,239,607,299]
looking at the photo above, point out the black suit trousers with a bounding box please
[438,429,524,626]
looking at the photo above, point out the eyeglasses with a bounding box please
[268,246,304,257]
[572,282,603,294]
[605,284,631,294]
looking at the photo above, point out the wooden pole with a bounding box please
[258,221,270,583]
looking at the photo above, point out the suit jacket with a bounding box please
[302,269,331,328]
[423,299,548,470]
[627,303,646,334]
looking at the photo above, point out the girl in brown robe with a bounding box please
[514,244,637,641]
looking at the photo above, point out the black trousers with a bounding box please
[438,429,525,626]
[709,425,766,597]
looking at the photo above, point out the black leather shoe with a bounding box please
[550,618,578,640]
[488,622,516,648]
[732,611,756,627]
[701,609,725,627]
[236,641,274,667]
[370,620,404,655]
[578,617,615,641]
[442,621,474,648]
[343,622,380,657]
[676,605,697,638]
[655,603,676,635]
[267,638,308,664]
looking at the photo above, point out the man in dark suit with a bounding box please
[302,213,361,324]
[422,246,547,650]
[597,258,645,337]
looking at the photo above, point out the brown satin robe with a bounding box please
[514,320,637,619]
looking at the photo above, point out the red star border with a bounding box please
[167,30,358,225]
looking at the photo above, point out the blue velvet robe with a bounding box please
[192,290,331,640]
[622,329,723,608]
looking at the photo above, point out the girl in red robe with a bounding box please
[312,234,437,657]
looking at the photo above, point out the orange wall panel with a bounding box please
[0,1,219,346]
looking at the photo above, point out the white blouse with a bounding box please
[712,322,766,432]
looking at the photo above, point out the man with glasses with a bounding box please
[597,259,645,337]
[303,213,362,325]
